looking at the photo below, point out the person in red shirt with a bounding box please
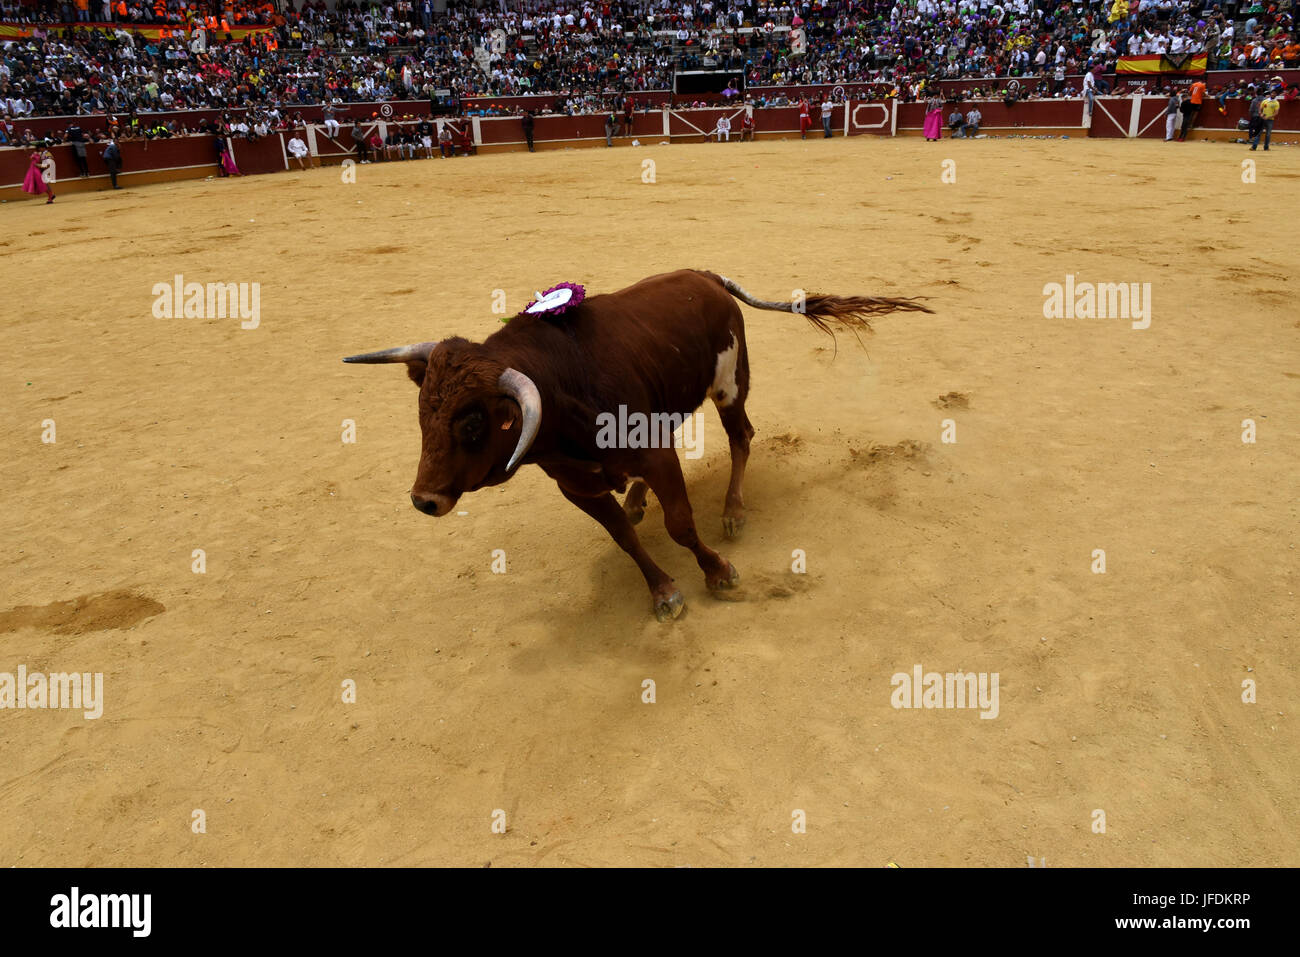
[740,109,755,141]
[798,97,811,139]
[457,124,475,156]
[1179,79,1207,140]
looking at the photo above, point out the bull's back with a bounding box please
[568,270,738,414]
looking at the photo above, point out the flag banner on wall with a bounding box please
[1116,53,1208,75]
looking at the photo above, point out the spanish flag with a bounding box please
[1116,53,1208,75]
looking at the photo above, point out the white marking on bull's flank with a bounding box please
[711,334,740,407]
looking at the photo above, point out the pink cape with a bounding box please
[22,154,50,195]
[923,108,943,140]
[221,150,241,176]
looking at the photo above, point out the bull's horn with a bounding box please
[499,368,541,472]
[342,341,439,364]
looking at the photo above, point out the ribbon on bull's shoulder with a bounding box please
[503,282,586,323]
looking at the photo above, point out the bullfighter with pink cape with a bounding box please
[216,134,242,176]
[22,150,56,203]
[923,96,944,141]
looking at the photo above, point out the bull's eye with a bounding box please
[452,409,487,449]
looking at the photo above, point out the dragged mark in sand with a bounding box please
[0,590,165,636]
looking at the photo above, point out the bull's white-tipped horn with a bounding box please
[499,368,541,472]
[342,341,439,364]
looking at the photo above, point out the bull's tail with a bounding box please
[714,273,932,339]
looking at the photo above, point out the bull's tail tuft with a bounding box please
[715,274,932,339]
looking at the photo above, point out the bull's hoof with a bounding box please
[721,514,746,539]
[625,503,646,525]
[654,589,685,622]
[708,562,741,592]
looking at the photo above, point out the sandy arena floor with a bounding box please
[1,136,1296,867]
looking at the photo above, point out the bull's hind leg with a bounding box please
[559,486,683,621]
[642,449,740,594]
[711,325,754,540]
[623,480,650,525]
[716,403,754,539]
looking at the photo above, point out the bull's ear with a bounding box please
[405,360,427,388]
[343,342,439,388]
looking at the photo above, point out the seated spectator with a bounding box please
[385,127,404,161]
[287,131,310,169]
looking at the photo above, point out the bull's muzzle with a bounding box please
[410,492,456,517]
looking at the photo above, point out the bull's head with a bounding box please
[343,340,541,517]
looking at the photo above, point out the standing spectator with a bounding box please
[416,116,435,158]
[798,97,812,139]
[821,98,833,138]
[23,148,56,204]
[1165,90,1182,141]
[521,110,535,152]
[1256,93,1279,151]
[1246,89,1270,150]
[287,131,310,169]
[604,111,616,147]
[456,125,476,156]
[1180,77,1207,140]
[102,137,122,190]
[1082,69,1098,116]
[66,122,89,178]
[352,119,371,163]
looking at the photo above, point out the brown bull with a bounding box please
[344,269,930,621]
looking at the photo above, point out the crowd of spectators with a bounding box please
[0,0,1295,125]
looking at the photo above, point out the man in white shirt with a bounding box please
[287,132,310,169]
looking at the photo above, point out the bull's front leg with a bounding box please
[640,449,740,593]
[558,485,684,622]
